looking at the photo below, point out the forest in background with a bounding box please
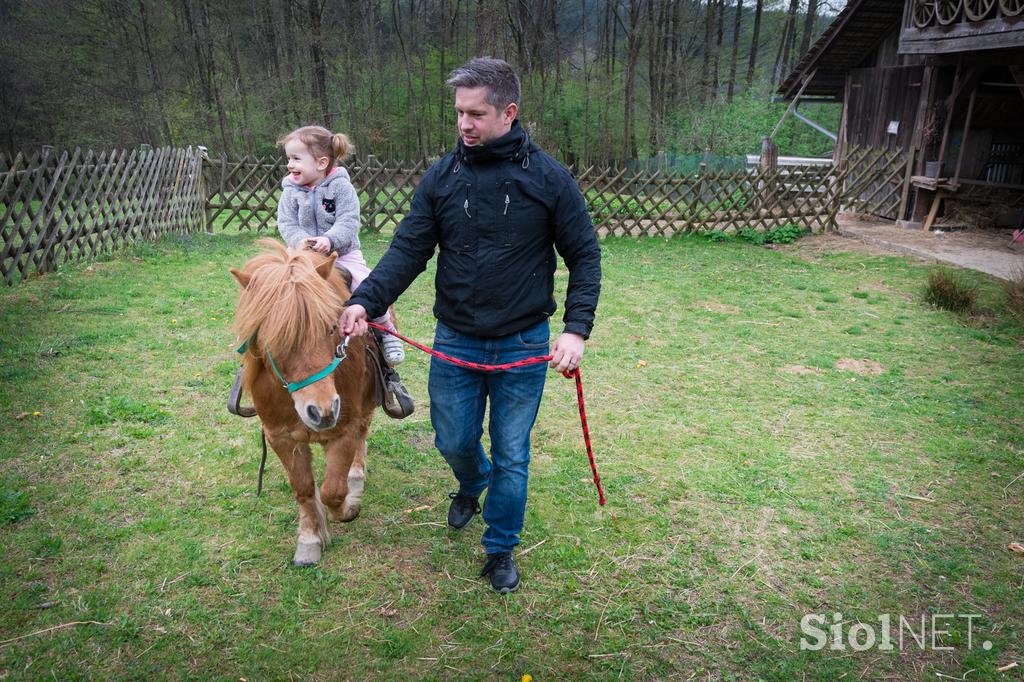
[0,0,849,164]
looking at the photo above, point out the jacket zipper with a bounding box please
[502,181,512,246]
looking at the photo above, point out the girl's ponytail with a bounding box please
[332,133,354,163]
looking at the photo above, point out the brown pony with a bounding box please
[230,239,376,566]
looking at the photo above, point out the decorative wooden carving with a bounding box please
[965,0,996,20]
[999,0,1024,15]
[935,0,963,25]
[913,0,936,27]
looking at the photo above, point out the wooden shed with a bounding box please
[778,0,1024,230]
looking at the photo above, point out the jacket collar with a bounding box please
[455,119,533,166]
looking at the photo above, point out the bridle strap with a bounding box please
[235,333,349,395]
[267,352,341,394]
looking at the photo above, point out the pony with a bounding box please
[230,239,377,566]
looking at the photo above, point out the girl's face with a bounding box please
[284,139,329,186]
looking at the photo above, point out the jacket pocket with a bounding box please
[437,181,476,252]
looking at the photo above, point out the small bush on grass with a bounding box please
[1001,267,1024,325]
[923,268,977,315]
[703,223,805,245]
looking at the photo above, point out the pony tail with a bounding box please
[332,133,354,163]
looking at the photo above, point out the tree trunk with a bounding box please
[199,0,232,154]
[393,0,426,159]
[113,1,153,145]
[623,0,644,160]
[219,4,254,151]
[712,0,724,99]
[581,0,590,165]
[701,0,713,101]
[308,0,330,128]
[137,0,174,145]
[776,0,799,84]
[727,0,742,102]
[745,0,762,87]
[799,0,818,58]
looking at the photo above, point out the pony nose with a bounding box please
[306,404,323,426]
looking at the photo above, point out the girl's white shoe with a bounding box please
[382,333,405,366]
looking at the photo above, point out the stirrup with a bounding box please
[227,366,257,418]
[381,367,415,419]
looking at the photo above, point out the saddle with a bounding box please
[227,331,414,420]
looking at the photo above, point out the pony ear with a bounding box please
[230,268,252,288]
[315,253,338,280]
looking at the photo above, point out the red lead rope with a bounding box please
[367,321,605,506]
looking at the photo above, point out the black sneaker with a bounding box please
[447,492,481,529]
[480,552,520,594]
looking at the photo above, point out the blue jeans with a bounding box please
[428,319,549,554]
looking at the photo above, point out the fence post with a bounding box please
[896,147,916,223]
[197,148,212,233]
[364,154,378,232]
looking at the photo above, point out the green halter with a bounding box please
[236,335,349,394]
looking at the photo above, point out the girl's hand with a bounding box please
[303,236,331,254]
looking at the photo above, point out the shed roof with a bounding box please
[777,0,904,100]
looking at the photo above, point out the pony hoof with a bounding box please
[337,504,361,523]
[293,538,322,566]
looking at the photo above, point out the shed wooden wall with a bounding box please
[845,66,924,153]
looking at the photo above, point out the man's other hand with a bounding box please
[549,332,585,373]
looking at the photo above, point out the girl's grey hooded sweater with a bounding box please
[277,167,361,254]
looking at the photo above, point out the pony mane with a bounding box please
[233,238,349,360]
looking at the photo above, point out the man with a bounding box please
[340,57,601,593]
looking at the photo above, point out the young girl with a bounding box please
[276,125,404,365]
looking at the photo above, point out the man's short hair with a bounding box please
[446,57,521,110]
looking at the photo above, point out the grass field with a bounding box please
[1,230,1022,680]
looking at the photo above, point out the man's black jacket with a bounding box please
[348,120,602,339]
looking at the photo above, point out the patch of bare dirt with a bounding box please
[835,358,886,375]
[695,301,741,314]
[779,364,823,375]
[779,233,897,258]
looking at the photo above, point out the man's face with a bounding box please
[454,86,517,147]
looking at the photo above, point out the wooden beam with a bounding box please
[922,190,943,231]
[952,85,977,186]
[1011,66,1024,103]
[899,20,1024,54]
[935,58,962,182]
[771,70,817,140]
[911,65,935,175]
[898,147,916,221]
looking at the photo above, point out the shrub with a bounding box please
[763,223,804,244]
[923,269,977,315]
[1001,266,1024,325]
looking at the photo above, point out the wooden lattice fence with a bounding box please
[578,162,844,237]
[205,153,894,238]
[0,147,205,285]
[839,146,911,219]
[1,144,909,286]
[204,155,425,232]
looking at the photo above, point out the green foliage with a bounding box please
[739,223,804,245]
[1,4,839,163]
[923,268,978,315]
[0,485,33,524]
[704,223,805,246]
[669,88,840,158]
[587,192,650,224]
[1001,267,1024,324]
